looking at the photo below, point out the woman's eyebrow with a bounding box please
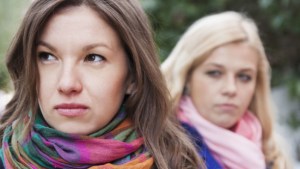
[37,41,113,51]
[203,63,257,72]
[82,43,113,51]
[202,63,224,68]
[37,41,57,52]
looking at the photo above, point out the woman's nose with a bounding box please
[221,75,237,97]
[57,64,82,95]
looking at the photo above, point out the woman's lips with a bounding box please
[54,103,88,117]
[217,103,238,112]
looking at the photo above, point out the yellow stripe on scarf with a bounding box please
[89,157,154,169]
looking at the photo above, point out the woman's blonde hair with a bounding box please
[0,0,204,168]
[161,11,289,169]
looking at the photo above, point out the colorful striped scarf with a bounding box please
[1,109,153,169]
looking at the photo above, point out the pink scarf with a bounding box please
[179,96,266,169]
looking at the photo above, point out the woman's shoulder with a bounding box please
[180,122,208,153]
[181,122,223,169]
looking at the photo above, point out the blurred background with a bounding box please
[0,0,299,167]
[140,1,300,167]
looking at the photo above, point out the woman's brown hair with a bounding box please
[0,0,204,168]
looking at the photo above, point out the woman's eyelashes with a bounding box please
[38,52,57,63]
[205,70,253,82]
[37,52,105,64]
[237,73,252,82]
[206,70,222,77]
[84,54,105,63]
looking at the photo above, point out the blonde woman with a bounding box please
[0,0,205,168]
[162,11,290,169]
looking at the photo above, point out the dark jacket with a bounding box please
[181,122,223,169]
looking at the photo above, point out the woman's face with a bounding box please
[187,42,258,129]
[37,6,130,135]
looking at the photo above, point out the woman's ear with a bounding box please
[183,84,190,96]
[126,82,135,95]
[184,79,191,96]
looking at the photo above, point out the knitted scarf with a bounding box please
[1,109,153,169]
[178,96,265,169]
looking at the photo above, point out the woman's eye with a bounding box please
[84,54,105,62]
[238,74,252,82]
[206,70,222,77]
[38,52,56,62]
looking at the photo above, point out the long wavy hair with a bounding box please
[0,0,204,168]
[161,11,289,169]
